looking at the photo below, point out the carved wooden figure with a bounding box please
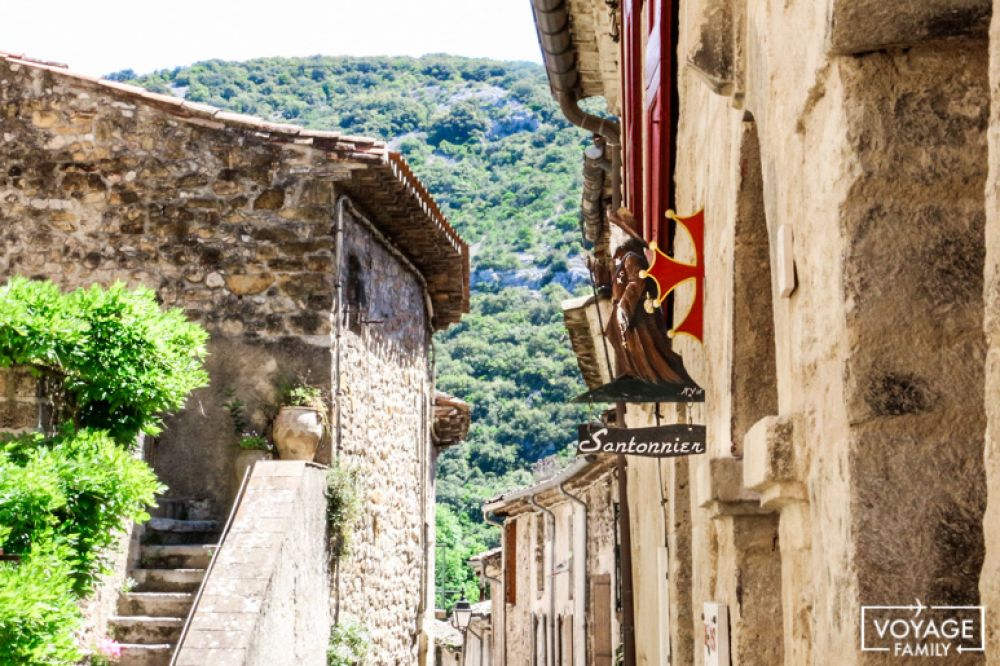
[604,236,696,386]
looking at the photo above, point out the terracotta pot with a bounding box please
[234,449,272,484]
[272,406,324,460]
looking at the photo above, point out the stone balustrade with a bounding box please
[173,461,329,666]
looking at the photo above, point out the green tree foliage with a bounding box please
[0,280,207,662]
[435,504,487,610]
[0,430,164,663]
[123,54,601,609]
[0,545,81,665]
[0,278,210,442]
[0,430,164,594]
[428,100,491,145]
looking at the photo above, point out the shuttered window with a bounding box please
[536,514,546,596]
[560,614,574,666]
[505,521,517,605]
[621,0,644,224]
[592,574,613,666]
[642,0,675,247]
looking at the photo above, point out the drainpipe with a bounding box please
[529,495,557,666]
[334,196,347,460]
[483,511,507,666]
[558,482,588,666]
[615,452,637,666]
[333,196,347,626]
[581,145,606,245]
[477,560,502,662]
[465,625,483,666]
[531,0,622,211]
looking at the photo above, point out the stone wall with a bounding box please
[504,514,534,666]
[980,0,1000,655]
[668,1,990,662]
[541,0,995,663]
[333,207,433,664]
[623,455,670,666]
[0,367,49,432]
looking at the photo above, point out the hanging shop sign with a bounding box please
[641,209,705,343]
[576,422,706,458]
[574,208,706,405]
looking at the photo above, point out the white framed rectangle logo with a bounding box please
[704,602,730,666]
[860,600,984,658]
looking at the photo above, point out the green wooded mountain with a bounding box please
[120,54,599,606]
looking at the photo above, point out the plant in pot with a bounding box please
[272,383,327,461]
[224,391,273,483]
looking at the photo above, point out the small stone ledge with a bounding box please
[685,0,734,96]
[696,457,765,517]
[742,416,806,511]
[827,0,990,55]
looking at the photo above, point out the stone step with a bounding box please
[109,616,183,644]
[150,497,214,521]
[140,543,215,569]
[144,518,220,545]
[118,591,195,617]
[117,643,173,666]
[132,568,206,593]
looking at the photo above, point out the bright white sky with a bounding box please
[2,0,543,77]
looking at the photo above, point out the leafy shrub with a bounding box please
[428,101,491,145]
[326,462,361,560]
[0,545,82,665]
[0,277,210,442]
[0,429,164,595]
[238,435,270,450]
[287,384,325,410]
[327,616,370,666]
[224,391,272,451]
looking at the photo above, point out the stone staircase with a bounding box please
[110,499,219,666]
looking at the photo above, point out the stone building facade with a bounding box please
[0,52,468,664]
[480,456,618,666]
[530,0,1000,664]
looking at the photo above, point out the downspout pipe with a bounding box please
[558,482,588,666]
[529,495,557,666]
[334,196,347,460]
[333,195,346,626]
[615,451,637,666]
[483,511,507,666]
[531,0,622,210]
[581,148,606,245]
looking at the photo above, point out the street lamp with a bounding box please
[451,599,473,631]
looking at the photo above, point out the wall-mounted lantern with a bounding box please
[451,599,473,631]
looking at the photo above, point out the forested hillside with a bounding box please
[122,55,598,606]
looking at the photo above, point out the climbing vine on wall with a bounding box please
[326,461,362,560]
